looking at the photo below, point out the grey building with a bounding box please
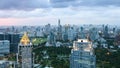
[70,39,96,68]
[57,19,62,40]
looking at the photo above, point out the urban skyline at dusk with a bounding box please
[0,0,120,26]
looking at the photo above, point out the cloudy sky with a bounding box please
[0,0,120,26]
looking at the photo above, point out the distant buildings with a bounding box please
[70,39,96,68]
[0,40,10,56]
[18,33,33,68]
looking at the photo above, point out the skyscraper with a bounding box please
[68,27,74,41]
[104,25,109,38]
[18,32,33,68]
[57,19,62,40]
[70,39,96,68]
[0,33,20,53]
[62,24,69,41]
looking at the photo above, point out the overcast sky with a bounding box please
[0,0,120,26]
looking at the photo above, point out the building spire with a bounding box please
[20,32,30,45]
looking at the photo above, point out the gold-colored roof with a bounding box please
[20,32,30,45]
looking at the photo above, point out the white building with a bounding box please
[70,39,96,68]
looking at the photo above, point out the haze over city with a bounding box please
[0,0,120,26]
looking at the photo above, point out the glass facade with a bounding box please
[0,40,10,55]
[70,39,96,68]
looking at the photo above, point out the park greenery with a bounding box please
[32,38,47,45]
[33,46,71,68]
[95,48,120,68]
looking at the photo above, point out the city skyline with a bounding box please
[0,0,120,26]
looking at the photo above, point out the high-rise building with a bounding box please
[0,33,20,53]
[68,27,74,41]
[18,32,33,68]
[70,39,96,68]
[57,19,62,40]
[62,24,69,41]
[0,40,10,56]
[104,25,109,38]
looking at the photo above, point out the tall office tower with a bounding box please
[70,39,96,68]
[57,19,62,40]
[62,24,69,41]
[0,33,20,53]
[68,27,74,41]
[18,33,33,68]
[104,25,109,38]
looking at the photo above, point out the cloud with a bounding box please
[0,6,120,18]
[0,8,52,18]
[50,0,75,3]
[0,0,50,10]
[50,0,120,8]
[78,0,120,7]
[0,0,120,26]
[50,0,80,8]
[0,0,119,10]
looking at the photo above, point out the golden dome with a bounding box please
[20,32,30,45]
